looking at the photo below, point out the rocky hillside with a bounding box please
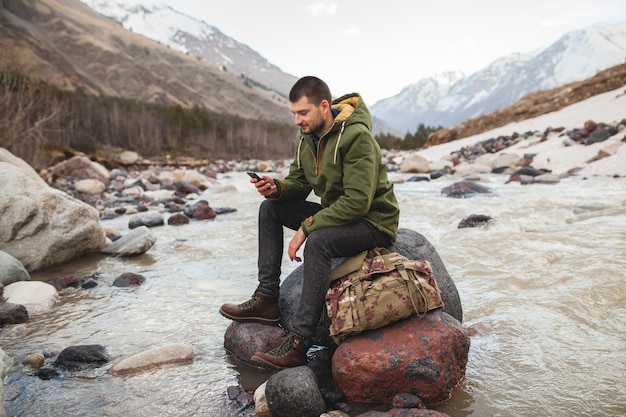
[426,62,626,146]
[0,0,290,123]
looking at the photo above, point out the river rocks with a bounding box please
[109,343,195,376]
[332,310,469,405]
[3,281,58,315]
[22,352,45,370]
[128,211,165,229]
[254,381,271,417]
[0,158,108,272]
[49,155,109,182]
[112,272,146,287]
[101,226,156,256]
[167,213,190,225]
[0,303,29,326]
[0,251,30,286]
[224,322,287,365]
[441,181,491,198]
[265,366,326,417]
[53,344,109,371]
[458,214,493,228]
[74,178,106,194]
[399,154,432,173]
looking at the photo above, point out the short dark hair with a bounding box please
[289,76,332,106]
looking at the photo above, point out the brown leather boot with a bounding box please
[219,293,280,324]
[251,333,308,370]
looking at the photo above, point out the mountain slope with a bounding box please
[76,0,298,97]
[427,62,626,146]
[0,0,290,123]
[371,20,626,132]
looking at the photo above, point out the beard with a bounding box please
[300,108,327,137]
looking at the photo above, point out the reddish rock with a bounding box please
[112,272,146,287]
[332,310,469,405]
[583,119,597,131]
[392,393,425,409]
[223,322,288,365]
[193,205,215,220]
[168,213,190,225]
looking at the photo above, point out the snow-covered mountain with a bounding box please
[75,1,626,134]
[78,0,297,97]
[371,20,626,132]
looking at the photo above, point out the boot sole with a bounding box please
[219,308,280,324]
[250,355,299,370]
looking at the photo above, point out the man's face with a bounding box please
[290,96,329,137]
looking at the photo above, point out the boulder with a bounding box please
[0,162,107,272]
[254,381,271,417]
[53,344,109,371]
[119,150,140,165]
[223,322,288,365]
[128,211,164,229]
[0,147,45,185]
[74,178,106,194]
[265,366,326,417]
[0,303,29,325]
[101,226,156,256]
[0,250,30,286]
[279,229,463,347]
[332,310,469,405]
[3,281,58,314]
[441,181,491,198]
[49,155,109,181]
[400,154,432,174]
[109,343,194,376]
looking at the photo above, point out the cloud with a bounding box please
[306,2,337,16]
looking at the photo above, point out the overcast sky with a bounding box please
[170,1,626,105]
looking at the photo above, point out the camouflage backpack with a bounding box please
[325,247,444,344]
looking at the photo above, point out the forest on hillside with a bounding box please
[1,70,438,171]
[0,70,300,170]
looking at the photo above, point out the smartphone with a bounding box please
[246,171,262,181]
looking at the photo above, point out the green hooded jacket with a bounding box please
[270,93,399,242]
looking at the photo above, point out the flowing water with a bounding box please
[1,171,625,417]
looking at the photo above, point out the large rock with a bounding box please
[0,348,9,417]
[101,226,156,256]
[0,250,30,286]
[279,228,463,347]
[0,147,46,185]
[48,155,109,181]
[3,281,58,314]
[53,345,110,371]
[109,343,195,376]
[223,322,287,365]
[265,366,326,417]
[332,310,469,405]
[0,161,107,271]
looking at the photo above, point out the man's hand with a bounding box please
[288,227,306,262]
[251,175,277,197]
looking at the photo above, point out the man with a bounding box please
[220,76,399,369]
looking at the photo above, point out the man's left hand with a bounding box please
[288,227,306,262]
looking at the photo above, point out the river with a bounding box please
[1,171,625,417]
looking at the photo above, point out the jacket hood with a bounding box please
[331,93,372,132]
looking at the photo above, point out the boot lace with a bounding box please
[268,334,298,357]
[238,294,258,309]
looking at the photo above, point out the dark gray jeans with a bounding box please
[256,199,391,340]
